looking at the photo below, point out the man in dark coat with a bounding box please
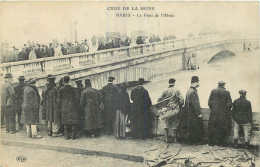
[18,48,28,61]
[131,78,152,139]
[80,79,102,137]
[232,90,252,149]
[60,44,67,55]
[47,43,55,57]
[40,45,49,58]
[14,76,26,130]
[35,44,42,58]
[42,75,61,137]
[208,81,232,146]
[1,73,16,133]
[22,78,42,139]
[74,80,84,135]
[57,75,79,139]
[179,76,204,145]
[100,76,119,135]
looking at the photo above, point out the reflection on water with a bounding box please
[144,49,260,112]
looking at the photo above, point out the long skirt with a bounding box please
[114,110,126,138]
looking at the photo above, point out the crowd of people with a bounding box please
[0,40,90,63]
[1,73,252,148]
[97,37,131,51]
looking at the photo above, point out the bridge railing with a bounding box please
[1,34,232,78]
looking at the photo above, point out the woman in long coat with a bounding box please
[114,82,131,138]
[80,79,102,137]
[21,78,42,139]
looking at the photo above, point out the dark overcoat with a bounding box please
[178,87,204,139]
[57,85,79,124]
[41,83,59,122]
[232,97,252,125]
[208,87,232,137]
[21,85,40,124]
[100,83,119,125]
[117,90,131,116]
[80,87,102,130]
[14,82,26,111]
[130,85,152,139]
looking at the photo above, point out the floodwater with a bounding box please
[143,49,260,112]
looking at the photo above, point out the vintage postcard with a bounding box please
[0,1,259,167]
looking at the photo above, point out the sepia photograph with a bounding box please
[0,1,259,167]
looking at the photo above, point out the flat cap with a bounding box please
[4,73,13,78]
[47,74,56,79]
[218,81,226,85]
[18,76,25,80]
[75,80,82,84]
[108,76,115,82]
[239,90,247,96]
[85,79,91,84]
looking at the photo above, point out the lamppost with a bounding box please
[73,21,78,43]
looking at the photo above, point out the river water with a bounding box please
[142,49,260,112]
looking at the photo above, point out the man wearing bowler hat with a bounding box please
[14,76,26,130]
[179,76,204,144]
[1,73,16,133]
[208,81,232,146]
[100,76,119,135]
[232,90,252,149]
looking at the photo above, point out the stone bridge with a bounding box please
[0,33,259,90]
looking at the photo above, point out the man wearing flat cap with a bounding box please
[1,73,16,133]
[131,78,152,139]
[100,76,119,135]
[208,81,232,146]
[14,76,26,130]
[22,78,42,139]
[179,76,204,145]
[157,78,184,143]
[232,90,252,149]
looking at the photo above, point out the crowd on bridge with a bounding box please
[1,34,178,63]
[1,72,253,149]
[0,40,90,63]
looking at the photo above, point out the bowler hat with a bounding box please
[169,78,176,84]
[191,76,199,82]
[4,73,13,78]
[85,79,91,84]
[108,76,115,82]
[18,76,25,80]
[239,90,247,96]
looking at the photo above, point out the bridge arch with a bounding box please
[207,50,236,64]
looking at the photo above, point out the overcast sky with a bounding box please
[0,1,259,46]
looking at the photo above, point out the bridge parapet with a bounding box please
[0,34,233,79]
